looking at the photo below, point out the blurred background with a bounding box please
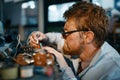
[0,0,120,52]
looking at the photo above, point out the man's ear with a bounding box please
[84,31,94,43]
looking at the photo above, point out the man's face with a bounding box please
[62,18,85,55]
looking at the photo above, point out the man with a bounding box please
[28,1,120,80]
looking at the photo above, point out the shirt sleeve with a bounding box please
[45,32,64,52]
[60,66,77,80]
[46,32,78,80]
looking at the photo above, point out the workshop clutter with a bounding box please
[0,34,56,79]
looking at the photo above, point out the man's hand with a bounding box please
[27,31,47,49]
[43,46,68,68]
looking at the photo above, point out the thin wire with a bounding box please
[14,34,22,57]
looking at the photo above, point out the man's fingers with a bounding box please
[29,42,39,48]
[27,31,47,48]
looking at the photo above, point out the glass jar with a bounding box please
[33,49,47,66]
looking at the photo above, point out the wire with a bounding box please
[13,34,22,57]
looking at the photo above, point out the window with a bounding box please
[48,2,75,22]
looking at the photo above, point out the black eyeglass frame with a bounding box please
[62,29,89,37]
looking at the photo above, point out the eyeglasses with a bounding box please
[62,29,89,38]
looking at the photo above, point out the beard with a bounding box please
[63,41,85,56]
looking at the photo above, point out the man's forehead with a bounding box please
[65,19,78,28]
